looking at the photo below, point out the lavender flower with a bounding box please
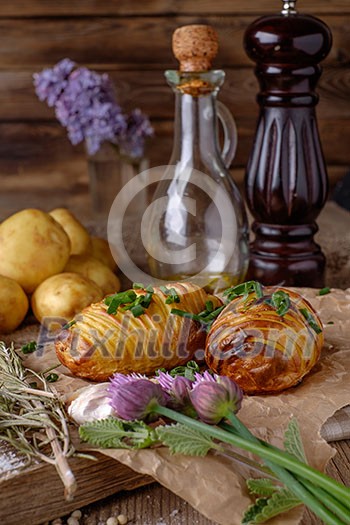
[118,109,154,159]
[33,58,76,107]
[109,378,166,421]
[55,67,126,154]
[33,59,153,156]
[190,375,243,425]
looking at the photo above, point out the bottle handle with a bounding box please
[217,101,238,168]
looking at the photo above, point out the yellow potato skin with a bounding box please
[31,272,103,325]
[0,275,29,333]
[91,237,117,271]
[64,254,120,296]
[0,209,71,293]
[49,208,92,255]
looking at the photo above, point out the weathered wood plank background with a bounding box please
[0,0,349,217]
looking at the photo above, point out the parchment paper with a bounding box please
[5,288,350,525]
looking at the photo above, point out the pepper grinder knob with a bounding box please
[172,24,218,72]
[281,0,298,15]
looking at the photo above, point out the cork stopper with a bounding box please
[172,25,219,72]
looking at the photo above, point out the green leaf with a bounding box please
[247,478,278,497]
[79,417,157,449]
[242,498,269,524]
[284,418,307,463]
[299,308,323,334]
[156,423,215,457]
[271,291,291,316]
[243,489,301,523]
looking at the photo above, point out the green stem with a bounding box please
[218,445,277,479]
[301,481,350,524]
[155,406,350,506]
[225,413,346,525]
[222,418,350,512]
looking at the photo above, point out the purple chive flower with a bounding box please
[33,58,76,107]
[193,370,217,385]
[109,378,166,420]
[156,371,175,391]
[157,372,192,404]
[109,372,148,388]
[190,375,243,425]
[33,59,153,157]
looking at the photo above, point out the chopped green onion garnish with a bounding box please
[170,308,201,322]
[299,308,323,334]
[130,304,146,317]
[160,286,180,304]
[107,287,155,318]
[168,360,201,380]
[171,303,225,332]
[271,290,291,316]
[105,290,137,315]
[46,373,59,383]
[21,341,37,354]
[133,283,145,289]
[63,319,76,329]
[319,287,331,296]
[224,280,264,302]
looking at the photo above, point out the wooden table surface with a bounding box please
[1,199,349,525]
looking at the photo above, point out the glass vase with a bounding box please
[87,142,149,237]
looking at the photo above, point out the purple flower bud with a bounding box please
[109,379,166,420]
[171,376,193,405]
[190,376,243,424]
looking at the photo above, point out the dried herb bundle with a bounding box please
[0,342,77,499]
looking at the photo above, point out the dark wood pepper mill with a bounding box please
[243,0,332,286]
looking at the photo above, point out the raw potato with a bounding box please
[91,237,117,271]
[31,272,103,325]
[0,275,29,333]
[64,254,120,296]
[50,208,91,255]
[0,209,71,293]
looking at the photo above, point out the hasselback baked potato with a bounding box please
[206,284,323,394]
[56,282,222,381]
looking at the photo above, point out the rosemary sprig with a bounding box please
[0,342,77,500]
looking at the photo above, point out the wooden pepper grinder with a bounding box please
[244,0,332,286]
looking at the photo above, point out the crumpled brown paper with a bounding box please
[6,288,350,525]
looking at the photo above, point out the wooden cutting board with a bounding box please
[0,441,152,525]
[0,322,153,525]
